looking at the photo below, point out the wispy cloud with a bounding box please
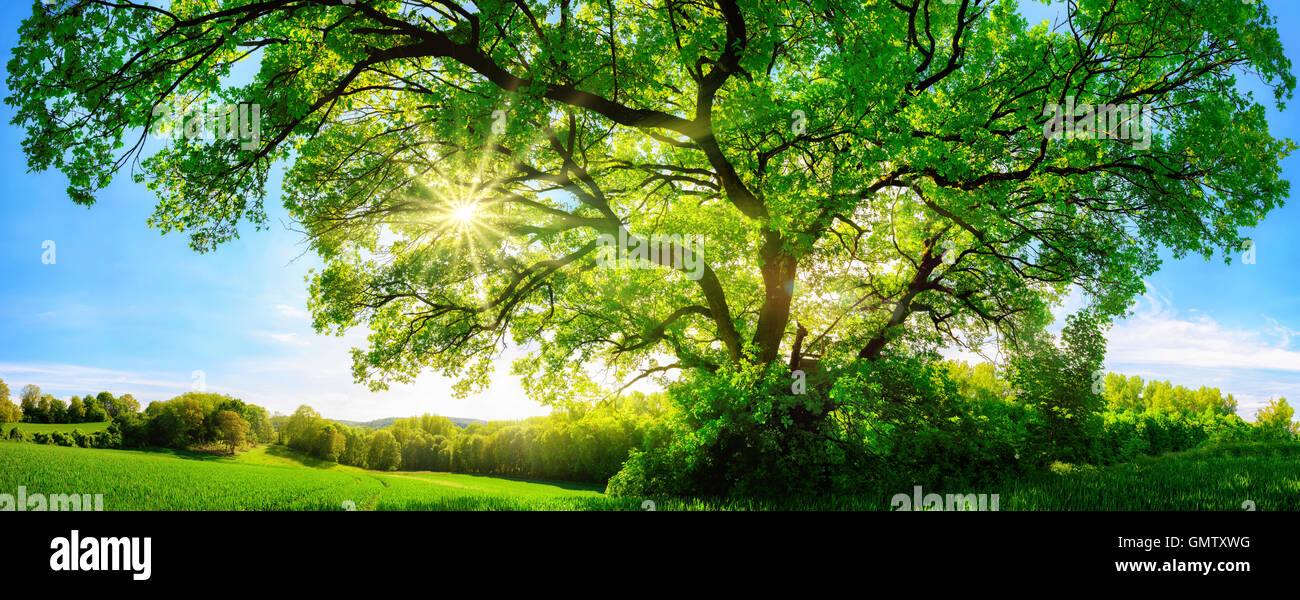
[253,330,311,347]
[1104,283,1300,418]
[1107,284,1300,373]
[0,363,195,403]
[273,303,310,320]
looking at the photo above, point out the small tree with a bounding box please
[67,397,85,423]
[0,396,19,425]
[0,379,14,424]
[367,430,402,471]
[19,385,41,423]
[83,401,108,423]
[213,410,250,456]
[96,392,119,419]
[314,426,346,462]
[1009,313,1107,462]
[43,396,67,424]
[1255,398,1298,441]
[118,394,141,414]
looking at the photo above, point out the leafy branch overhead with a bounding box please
[7,0,1294,401]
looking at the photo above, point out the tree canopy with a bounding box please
[8,0,1294,402]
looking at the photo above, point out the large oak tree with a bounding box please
[7,0,1294,404]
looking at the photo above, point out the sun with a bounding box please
[450,201,479,225]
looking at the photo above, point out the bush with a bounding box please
[91,429,122,449]
[609,358,844,498]
[111,412,148,448]
[608,352,1046,498]
[1092,410,1261,464]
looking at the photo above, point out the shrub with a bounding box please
[91,429,122,449]
[608,352,1047,498]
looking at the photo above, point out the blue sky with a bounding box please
[1,1,1299,422]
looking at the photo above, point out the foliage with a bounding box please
[0,379,19,423]
[12,384,121,424]
[7,0,1294,414]
[1255,398,1298,441]
[130,392,275,451]
[1007,313,1107,462]
[213,410,251,456]
[611,329,1296,497]
[610,352,1042,497]
[366,430,402,471]
[272,392,669,484]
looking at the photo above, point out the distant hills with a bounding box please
[331,416,487,430]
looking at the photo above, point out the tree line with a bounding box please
[275,392,670,484]
[1,378,275,457]
[0,381,138,425]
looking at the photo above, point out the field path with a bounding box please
[378,472,484,491]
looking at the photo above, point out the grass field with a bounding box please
[992,444,1300,510]
[0,441,617,510]
[2,440,1298,510]
[1,422,110,436]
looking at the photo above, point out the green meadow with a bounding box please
[2,440,1297,511]
[2,422,110,436]
[0,441,609,510]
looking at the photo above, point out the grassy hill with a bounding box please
[0,441,614,510]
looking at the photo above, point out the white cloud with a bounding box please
[1106,284,1300,373]
[1103,283,1300,418]
[253,330,310,347]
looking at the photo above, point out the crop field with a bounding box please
[2,441,1298,510]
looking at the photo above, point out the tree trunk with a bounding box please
[859,248,942,361]
[752,232,798,364]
